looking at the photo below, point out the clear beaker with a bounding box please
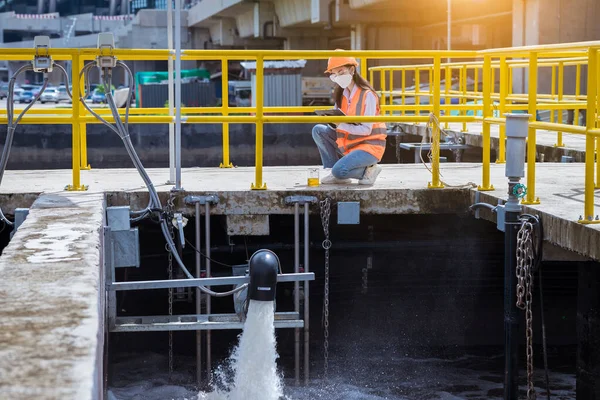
[307,168,320,187]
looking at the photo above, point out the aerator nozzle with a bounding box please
[248,249,279,302]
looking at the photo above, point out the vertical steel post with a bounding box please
[78,56,90,170]
[556,61,564,147]
[195,202,202,386]
[174,0,182,190]
[205,202,212,379]
[497,56,507,163]
[294,202,300,385]
[220,58,233,168]
[167,0,175,183]
[479,55,494,191]
[252,55,266,190]
[429,56,443,189]
[584,48,598,221]
[303,202,310,385]
[503,113,529,400]
[68,52,83,191]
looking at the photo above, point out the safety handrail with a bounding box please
[0,43,599,223]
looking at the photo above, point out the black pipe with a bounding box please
[248,249,279,302]
[504,187,520,400]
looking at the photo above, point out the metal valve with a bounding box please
[512,183,527,199]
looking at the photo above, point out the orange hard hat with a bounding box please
[324,49,358,73]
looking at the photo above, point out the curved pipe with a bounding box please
[248,249,280,302]
[469,202,497,213]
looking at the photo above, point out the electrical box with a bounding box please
[106,206,140,268]
[10,208,30,239]
[337,202,360,225]
[33,36,52,73]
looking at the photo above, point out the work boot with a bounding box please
[358,165,382,185]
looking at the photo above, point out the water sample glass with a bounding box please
[307,168,320,187]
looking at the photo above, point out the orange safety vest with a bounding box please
[336,87,387,161]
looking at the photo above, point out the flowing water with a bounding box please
[198,300,283,400]
[108,297,577,400]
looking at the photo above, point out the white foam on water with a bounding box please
[199,300,283,400]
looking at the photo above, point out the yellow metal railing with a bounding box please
[370,44,600,223]
[0,44,599,222]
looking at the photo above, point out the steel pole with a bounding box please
[167,0,175,184]
[502,114,528,400]
[294,203,300,386]
[504,203,520,400]
[195,202,202,386]
[205,202,212,380]
[303,202,310,385]
[174,0,182,190]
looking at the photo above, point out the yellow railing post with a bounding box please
[478,55,494,191]
[415,68,420,116]
[79,57,90,170]
[556,61,565,147]
[66,52,86,191]
[220,58,233,168]
[550,65,556,125]
[575,64,581,125]
[461,65,468,132]
[380,68,387,112]
[596,54,600,189]
[523,51,540,204]
[429,56,444,189]
[251,55,266,190]
[497,56,507,163]
[582,48,598,221]
[401,69,406,116]
[389,68,394,116]
[444,65,450,129]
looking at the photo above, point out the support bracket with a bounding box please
[285,195,318,205]
[184,194,219,205]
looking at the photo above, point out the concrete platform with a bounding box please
[0,193,105,400]
[0,163,597,259]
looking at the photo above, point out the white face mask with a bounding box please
[330,73,353,89]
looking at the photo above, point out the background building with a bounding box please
[0,0,599,94]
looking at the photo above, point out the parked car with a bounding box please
[0,83,8,99]
[57,86,72,103]
[91,88,106,104]
[19,90,34,104]
[40,88,60,104]
[11,88,23,102]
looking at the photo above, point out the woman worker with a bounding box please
[312,53,387,185]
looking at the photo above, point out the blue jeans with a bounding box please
[311,124,378,180]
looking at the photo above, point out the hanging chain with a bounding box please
[319,197,332,379]
[516,220,536,400]
[165,193,175,377]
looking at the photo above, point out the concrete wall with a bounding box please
[512,0,600,95]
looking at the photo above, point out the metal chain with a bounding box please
[165,193,175,377]
[516,221,536,400]
[319,197,332,379]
